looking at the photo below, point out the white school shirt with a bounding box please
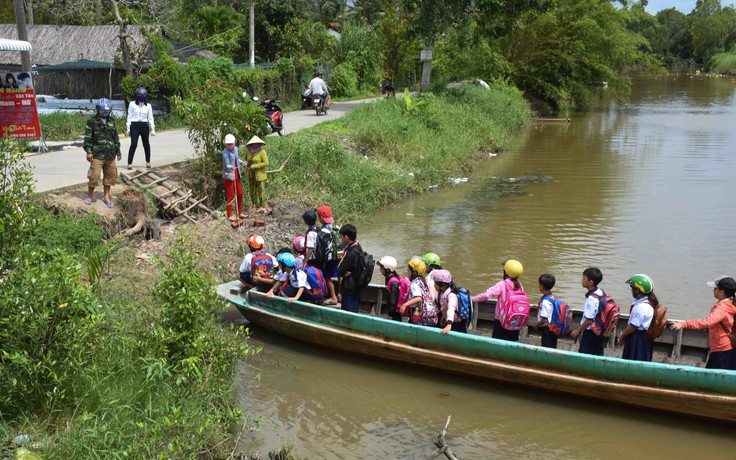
[537,296,554,322]
[289,269,310,289]
[305,227,318,260]
[425,272,437,301]
[274,270,288,283]
[628,297,654,330]
[126,101,155,130]
[583,288,604,330]
[410,279,424,299]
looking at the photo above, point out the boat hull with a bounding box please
[218,282,736,422]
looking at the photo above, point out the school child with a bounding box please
[434,269,467,334]
[671,276,736,370]
[472,259,527,342]
[292,236,306,268]
[238,234,278,291]
[266,252,313,303]
[401,257,439,326]
[618,274,656,362]
[532,274,558,348]
[302,210,319,267]
[336,224,364,313]
[570,267,608,356]
[377,256,403,322]
[317,205,339,305]
[422,252,442,302]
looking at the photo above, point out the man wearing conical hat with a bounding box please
[244,135,270,213]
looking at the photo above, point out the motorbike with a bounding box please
[301,86,312,110]
[380,80,396,98]
[312,93,328,116]
[243,91,284,136]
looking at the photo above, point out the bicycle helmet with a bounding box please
[422,252,442,267]
[247,234,264,250]
[503,259,523,278]
[377,256,397,272]
[407,257,426,276]
[626,274,654,294]
[277,252,296,267]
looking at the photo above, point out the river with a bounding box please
[236,73,736,458]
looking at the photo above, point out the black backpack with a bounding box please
[356,250,375,288]
[314,225,340,264]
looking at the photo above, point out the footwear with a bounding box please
[324,299,338,306]
[83,197,93,205]
[127,164,132,170]
[231,219,243,229]
[146,163,151,169]
[238,213,248,219]
[228,215,237,222]
[103,199,114,209]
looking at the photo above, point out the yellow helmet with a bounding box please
[503,259,523,278]
[407,256,426,276]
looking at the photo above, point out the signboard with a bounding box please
[420,50,433,61]
[0,71,42,139]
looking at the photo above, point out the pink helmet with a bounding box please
[292,235,306,253]
[432,269,453,284]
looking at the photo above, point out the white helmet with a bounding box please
[377,256,397,271]
[224,134,236,144]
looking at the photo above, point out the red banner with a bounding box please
[0,71,42,139]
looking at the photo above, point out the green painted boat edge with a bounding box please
[218,281,736,396]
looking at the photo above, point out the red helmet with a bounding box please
[247,234,264,250]
[292,235,306,253]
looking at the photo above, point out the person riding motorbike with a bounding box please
[308,72,330,108]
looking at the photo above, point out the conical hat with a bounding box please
[246,135,265,146]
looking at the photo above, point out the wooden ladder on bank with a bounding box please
[120,169,214,223]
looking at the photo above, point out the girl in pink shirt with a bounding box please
[671,276,736,370]
[473,259,526,342]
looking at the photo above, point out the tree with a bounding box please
[689,0,736,63]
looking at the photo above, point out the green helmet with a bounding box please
[626,274,653,294]
[422,252,442,267]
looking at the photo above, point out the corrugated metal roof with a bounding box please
[0,38,32,52]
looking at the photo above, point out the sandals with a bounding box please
[127,164,132,170]
[83,197,93,205]
[103,199,114,209]
[238,213,248,219]
[228,215,237,222]
[146,163,152,169]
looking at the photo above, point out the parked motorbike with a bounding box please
[380,80,396,98]
[243,91,284,136]
[301,86,312,110]
[312,94,328,116]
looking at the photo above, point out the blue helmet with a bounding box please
[277,252,296,267]
[96,98,112,117]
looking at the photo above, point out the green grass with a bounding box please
[707,51,736,75]
[263,83,531,222]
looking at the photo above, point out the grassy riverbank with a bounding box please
[261,84,531,222]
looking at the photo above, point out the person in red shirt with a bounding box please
[671,276,736,370]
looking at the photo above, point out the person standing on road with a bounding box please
[308,72,330,108]
[84,98,121,208]
[126,87,155,170]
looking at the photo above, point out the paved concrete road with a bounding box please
[26,99,371,193]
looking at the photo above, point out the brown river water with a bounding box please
[236,73,736,458]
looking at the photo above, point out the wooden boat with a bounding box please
[218,281,736,422]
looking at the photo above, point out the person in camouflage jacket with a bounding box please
[84,98,122,208]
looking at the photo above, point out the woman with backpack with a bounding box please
[434,269,467,334]
[401,257,438,327]
[671,276,736,370]
[472,259,529,342]
[618,274,656,362]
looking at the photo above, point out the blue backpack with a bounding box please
[301,266,328,301]
[541,294,572,336]
[457,288,473,323]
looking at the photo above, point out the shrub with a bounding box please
[0,138,36,272]
[330,63,359,97]
[27,211,104,257]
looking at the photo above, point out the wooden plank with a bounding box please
[159,187,180,198]
[142,177,168,189]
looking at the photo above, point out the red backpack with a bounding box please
[250,251,274,278]
[589,291,620,337]
[388,276,411,314]
[498,279,530,331]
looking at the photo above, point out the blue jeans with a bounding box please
[341,291,361,313]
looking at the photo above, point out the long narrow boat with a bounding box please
[218,281,736,422]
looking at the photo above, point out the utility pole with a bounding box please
[249,0,255,68]
[420,47,432,92]
[13,0,32,71]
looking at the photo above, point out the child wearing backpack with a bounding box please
[336,224,364,313]
[302,210,320,267]
[671,276,736,370]
[238,234,278,292]
[266,252,313,303]
[617,274,656,362]
[532,274,558,348]
[434,269,467,334]
[401,257,439,326]
[472,259,529,342]
[377,256,407,322]
[292,235,306,268]
[422,252,442,302]
[317,205,340,305]
[570,267,609,356]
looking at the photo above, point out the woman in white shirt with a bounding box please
[126,87,155,169]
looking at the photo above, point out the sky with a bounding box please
[644,0,736,14]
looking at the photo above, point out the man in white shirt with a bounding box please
[308,72,330,107]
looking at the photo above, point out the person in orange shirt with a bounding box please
[671,276,736,370]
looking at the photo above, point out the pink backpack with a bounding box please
[498,279,530,331]
[409,278,438,326]
[388,276,411,314]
